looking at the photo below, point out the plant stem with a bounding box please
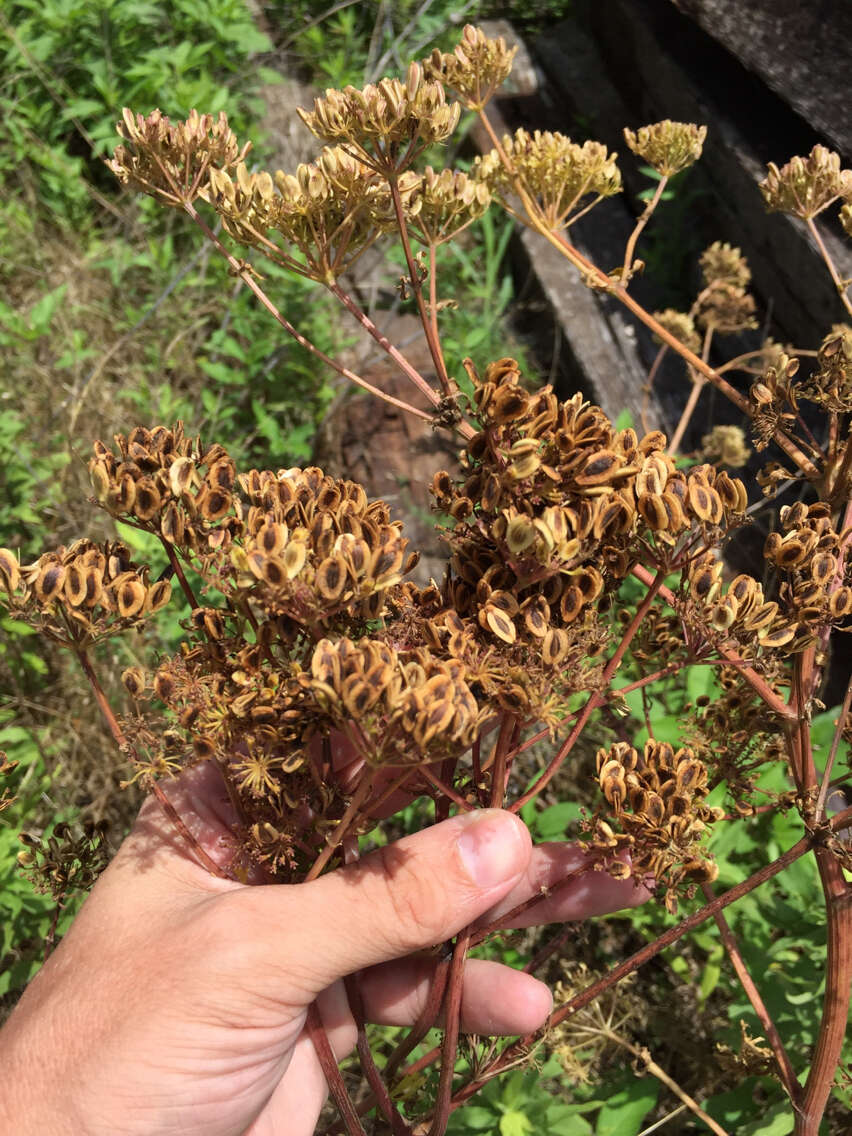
[344,974,410,1136]
[182,204,434,423]
[161,540,198,608]
[304,770,376,882]
[621,175,669,281]
[700,881,799,1102]
[427,927,470,1136]
[509,569,666,813]
[805,216,852,319]
[327,280,448,413]
[306,1003,368,1136]
[387,176,452,396]
[814,673,852,821]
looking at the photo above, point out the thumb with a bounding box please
[243,810,532,997]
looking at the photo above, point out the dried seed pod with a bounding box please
[34,561,66,604]
[122,667,146,698]
[481,603,516,644]
[134,479,162,521]
[315,556,347,602]
[116,577,147,618]
[575,449,620,487]
[146,579,172,613]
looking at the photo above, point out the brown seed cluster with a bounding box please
[296,62,460,169]
[764,502,852,643]
[797,328,852,414]
[475,131,622,229]
[310,637,480,765]
[18,820,110,900]
[623,120,707,177]
[90,423,239,553]
[749,351,800,452]
[696,242,756,335]
[107,107,250,208]
[0,540,170,645]
[759,145,852,220]
[424,23,518,111]
[589,739,723,912]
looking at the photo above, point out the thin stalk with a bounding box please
[419,764,473,814]
[387,176,452,395]
[641,343,668,434]
[383,953,452,1086]
[75,647,228,879]
[814,673,852,821]
[588,1028,730,1136]
[306,1003,368,1136]
[304,770,377,882]
[630,564,797,721]
[509,569,667,813]
[667,324,713,456]
[805,216,852,319]
[161,540,198,609]
[343,974,410,1136]
[621,175,669,281]
[489,713,515,809]
[427,927,471,1136]
[327,280,448,413]
[700,881,799,1101]
[181,203,433,423]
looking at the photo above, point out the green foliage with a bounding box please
[1,0,274,221]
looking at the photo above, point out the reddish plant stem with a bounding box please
[420,764,473,814]
[306,1003,368,1136]
[327,280,448,413]
[305,770,376,882]
[470,736,486,807]
[788,648,852,1135]
[427,927,471,1136]
[700,880,799,1102]
[383,953,452,1086]
[161,539,198,609]
[471,860,598,947]
[630,564,797,721]
[343,974,410,1136]
[490,713,515,809]
[387,176,452,396]
[181,203,434,423]
[441,831,816,1111]
[509,569,667,813]
[522,922,578,975]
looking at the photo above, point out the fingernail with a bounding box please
[456,810,528,888]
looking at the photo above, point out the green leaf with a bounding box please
[737,1098,795,1135]
[534,801,582,839]
[595,1076,659,1136]
[500,1110,533,1136]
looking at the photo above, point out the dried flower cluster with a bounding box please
[589,740,724,911]
[696,241,757,334]
[623,119,707,177]
[759,144,852,220]
[296,62,460,170]
[0,540,171,646]
[424,23,518,110]
[107,107,249,208]
[475,130,622,229]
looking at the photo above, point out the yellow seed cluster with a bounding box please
[759,144,852,220]
[623,120,707,177]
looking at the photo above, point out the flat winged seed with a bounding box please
[261,557,290,587]
[811,552,836,585]
[0,549,20,592]
[283,541,307,579]
[638,493,668,531]
[64,563,87,607]
[258,523,287,556]
[118,579,146,618]
[645,792,666,826]
[134,480,161,521]
[758,623,796,648]
[830,587,852,618]
[161,502,184,544]
[315,556,347,601]
[146,579,172,612]
[482,604,516,644]
[36,562,66,603]
[169,457,195,496]
[575,449,619,486]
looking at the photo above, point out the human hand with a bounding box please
[0,763,648,1136]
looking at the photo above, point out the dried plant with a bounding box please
[3,25,852,1136]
